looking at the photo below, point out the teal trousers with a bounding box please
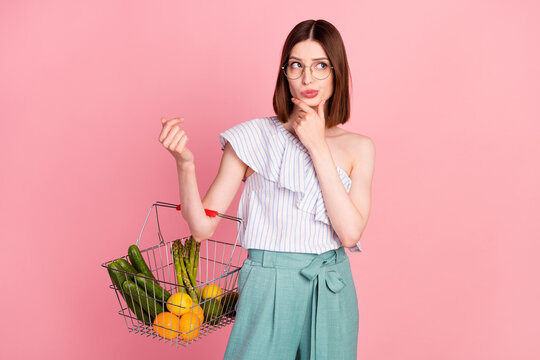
[224,247,359,360]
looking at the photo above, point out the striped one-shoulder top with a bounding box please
[219,116,362,254]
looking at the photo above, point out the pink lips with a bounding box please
[301,90,318,98]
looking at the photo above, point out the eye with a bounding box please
[315,62,328,69]
[289,61,303,68]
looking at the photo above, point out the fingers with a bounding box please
[159,117,184,142]
[163,127,184,148]
[291,97,325,119]
[169,130,187,151]
[167,132,188,154]
[165,129,188,154]
[291,97,314,113]
[161,117,184,128]
[295,108,307,125]
[174,133,189,152]
[317,100,326,120]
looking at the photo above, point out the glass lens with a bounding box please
[285,61,303,79]
[312,61,331,80]
[284,60,331,80]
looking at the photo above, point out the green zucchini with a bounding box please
[114,258,137,280]
[124,295,152,324]
[107,262,150,323]
[134,273,171,305]
[122,280,163,319]
[128,244,155,279]
[107,262,128,290]
[221,292,239,317]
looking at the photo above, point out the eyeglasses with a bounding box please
[281,59,334,80]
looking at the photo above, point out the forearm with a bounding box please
[176,160,213,241]
[309,144,365,247]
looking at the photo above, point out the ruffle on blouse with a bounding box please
[218,116,352,227]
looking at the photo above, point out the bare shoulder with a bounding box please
[324,125,375,178]
[329,127,375,180]
[344,130,375,155]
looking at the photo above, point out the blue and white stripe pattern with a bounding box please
[219,116,362,254]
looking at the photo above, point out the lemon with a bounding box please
[201,284,223,301]
[178,311,200,341]
[153,312,180,339]
[166,292,193,317]
[189,303,205,325]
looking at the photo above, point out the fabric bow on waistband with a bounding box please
[300,251,347,359]
[300,265,346,294]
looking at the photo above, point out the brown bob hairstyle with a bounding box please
[273,19,351,128]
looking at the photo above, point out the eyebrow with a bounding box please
[289,56,329,61]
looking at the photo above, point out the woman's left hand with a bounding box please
[290,97,327,152]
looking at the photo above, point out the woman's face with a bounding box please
[286,40,334,110]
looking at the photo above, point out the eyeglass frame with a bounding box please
[281,59,334,80]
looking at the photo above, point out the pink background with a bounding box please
[1,0,539,359]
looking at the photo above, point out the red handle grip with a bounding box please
[175,204,218,218]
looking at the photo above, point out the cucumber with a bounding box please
[107,262,128,290]
[134,273,171,305]
[123,280,163,319]
[114,258,137,280]
[124,294,152,324]
[202,298,223,325]
[107,262,150,324]
[221,292,239,317]
[128,244,155,279]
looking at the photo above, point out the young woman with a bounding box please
[159,19,375,360]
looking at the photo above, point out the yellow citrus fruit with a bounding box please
[166,292,193,317]
[201,284,223,301]
[188,303,204,325]
[153,312,180,340]
[179,311,201,341]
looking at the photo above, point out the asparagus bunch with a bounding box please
[172,236,201,303]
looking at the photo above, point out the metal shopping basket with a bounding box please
[102,201,246,347]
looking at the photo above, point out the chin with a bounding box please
[303,97,321,106]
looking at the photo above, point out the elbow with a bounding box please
[338,230,361,248]
[336,211,368,248]
[191,234,208,243]
[190,221,217,243]
[189,226,214,242]
[182,211,214,242]
[341,236,361,249]
[339,224,365,248]
[190,229,213,243]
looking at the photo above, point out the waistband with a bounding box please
[247,246,347,269]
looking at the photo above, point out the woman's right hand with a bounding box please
[159,117,194,164]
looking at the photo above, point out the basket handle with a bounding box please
[176,204,218,217]
[136,201,243,275]
[174,202,243,275]
[175,203,241,222]
[136,201,241,247]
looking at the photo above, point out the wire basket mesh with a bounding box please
[102,201,246,347]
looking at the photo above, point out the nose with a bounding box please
[302,66,312,85]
